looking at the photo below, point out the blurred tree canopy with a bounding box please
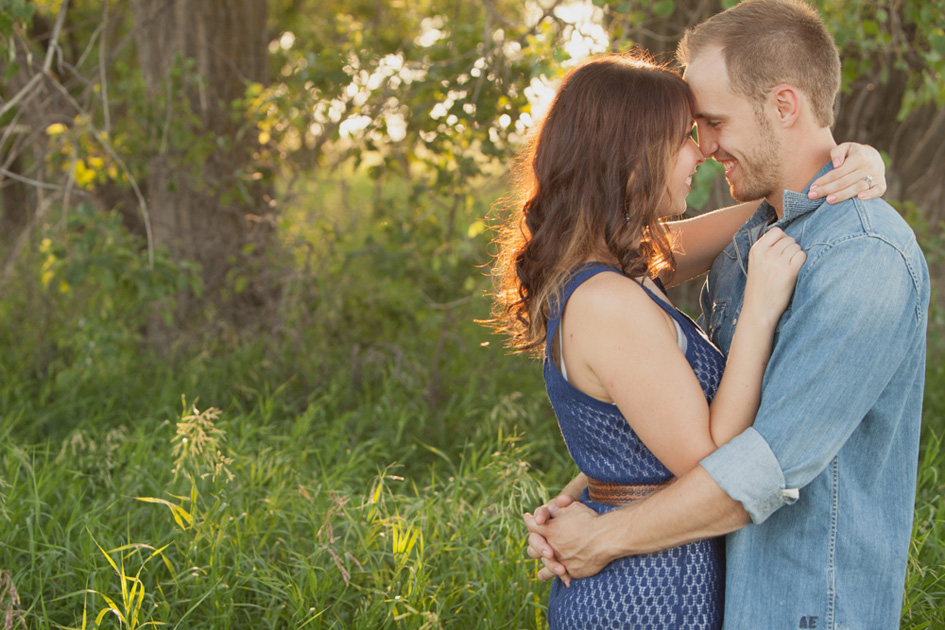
[0,0,942,346]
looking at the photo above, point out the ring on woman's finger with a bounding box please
[864,174,874,189]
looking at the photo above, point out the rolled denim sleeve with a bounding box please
[702,234,925,524]
[701,427,798,522]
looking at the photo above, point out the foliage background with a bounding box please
[0,0,942,628]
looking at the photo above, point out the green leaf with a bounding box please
[134,496,194,529]
[0,0,34,37]
[931,31,945,56]
[653,0,675,18]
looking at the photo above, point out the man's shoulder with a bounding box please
[797,197,930,304]
[798,196,919,252]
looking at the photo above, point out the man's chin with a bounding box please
[727,181,768,203]
[727,183,751,203]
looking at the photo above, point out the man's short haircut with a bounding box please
[677,0,841,127]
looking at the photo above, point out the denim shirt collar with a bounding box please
[779,161,833,226]
[739,161,833,247]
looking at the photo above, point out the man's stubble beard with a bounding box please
[728,112,783,203]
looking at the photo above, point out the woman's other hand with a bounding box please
[809,142,887,203]
[744,227,807,325]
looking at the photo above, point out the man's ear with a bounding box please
[770,84,801,127]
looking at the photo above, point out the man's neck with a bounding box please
[766,129,837,218]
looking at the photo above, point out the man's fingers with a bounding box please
[537,568,572,588]
[553,493,576,508]
[526,496,580,588]
[539,556,571,586]
[523,511,539,532]
[528,532,554,558]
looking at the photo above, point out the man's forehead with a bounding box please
[683,50,745,119]
[682,44,727,78]
[686,83,726,122]
[693,109,724,122]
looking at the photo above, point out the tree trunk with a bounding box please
[129,0,275,335]
[0,13,62,249]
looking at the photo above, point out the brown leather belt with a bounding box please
[586,477,672,505]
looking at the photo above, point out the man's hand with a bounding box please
[524,494,576,585]
[524,497,612,581]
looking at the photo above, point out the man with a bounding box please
[525,1,930,628]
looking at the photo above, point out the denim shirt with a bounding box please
[697,163,930,630]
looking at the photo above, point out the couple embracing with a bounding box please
[492,0,930,628]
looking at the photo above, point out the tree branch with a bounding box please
[0,1,70,123]
[99,0,112,134]
[45,78,155,267]
[42,0,70,73]
[0,166,63,190]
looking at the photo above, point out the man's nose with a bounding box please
[696,122,716,157]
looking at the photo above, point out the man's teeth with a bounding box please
[721,160,736,173]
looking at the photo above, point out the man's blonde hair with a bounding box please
[677,0,841,127]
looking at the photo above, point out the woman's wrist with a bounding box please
[738,299,782,334]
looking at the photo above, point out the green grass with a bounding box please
[0,252,571,629]
[902,357,945,630]
[1,336,943,629]
[0,184,942,628]
[0,372,559,629]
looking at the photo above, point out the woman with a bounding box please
[490,53,884,628]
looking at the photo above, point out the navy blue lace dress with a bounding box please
[544,263,726,630]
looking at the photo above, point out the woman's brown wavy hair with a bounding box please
[490,52,695,355]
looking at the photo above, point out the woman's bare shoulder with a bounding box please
[565,271,672,338]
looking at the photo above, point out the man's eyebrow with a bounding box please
[693,112,725,121]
